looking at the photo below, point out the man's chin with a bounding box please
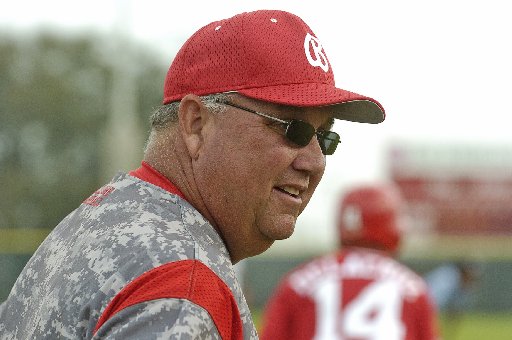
[274,230,294,241]
[269,222,296,241]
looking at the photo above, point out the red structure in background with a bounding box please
[389,144,512,235]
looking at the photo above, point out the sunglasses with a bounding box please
[219,102,340,155]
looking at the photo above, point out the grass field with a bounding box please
[252,310,512,340]
[437,313,512,340]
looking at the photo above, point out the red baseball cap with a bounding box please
[163,10,385,124]
[338,184,403,253]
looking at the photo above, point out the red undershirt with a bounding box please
[129,161,186,201]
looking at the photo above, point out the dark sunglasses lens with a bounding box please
[318,131,340,155]
[285,120,315,147]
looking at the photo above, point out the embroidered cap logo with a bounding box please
[342,205,363,232]
[304,33,329,72]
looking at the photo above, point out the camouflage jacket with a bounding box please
[0,167,258,339]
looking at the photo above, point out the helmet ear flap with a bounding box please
[338,184,403,253]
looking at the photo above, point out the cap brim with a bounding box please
[237,83,385,124]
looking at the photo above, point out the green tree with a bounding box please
[0,32,166,229]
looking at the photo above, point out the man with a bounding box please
[260,184,439,340]
[426,261,480,313]
[425,261,480,340]
[0,10,384,339]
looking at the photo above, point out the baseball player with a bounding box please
[0,10,385,339]
[260,184,440,340]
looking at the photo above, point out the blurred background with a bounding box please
[1,1,511,339]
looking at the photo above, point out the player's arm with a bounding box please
[92,299,221,339]
[259,280,298,340]
[92,260,243,339]
[415,291,442,340]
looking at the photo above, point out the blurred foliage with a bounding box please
[0,31,167,229]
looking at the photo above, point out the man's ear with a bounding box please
[178,94,210,159]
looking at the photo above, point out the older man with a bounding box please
[0,10,384,339]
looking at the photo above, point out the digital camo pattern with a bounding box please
[0,173,258,339]
[94,299,221,339]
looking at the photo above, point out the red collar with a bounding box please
[129,161,186,201]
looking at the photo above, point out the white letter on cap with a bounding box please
[304,33,329,72]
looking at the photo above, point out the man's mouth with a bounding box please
[276,186,300,198]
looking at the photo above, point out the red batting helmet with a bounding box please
[338,184,404,253]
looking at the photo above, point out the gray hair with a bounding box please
[149,93,230,130]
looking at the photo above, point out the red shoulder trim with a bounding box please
[94,260,243,339]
